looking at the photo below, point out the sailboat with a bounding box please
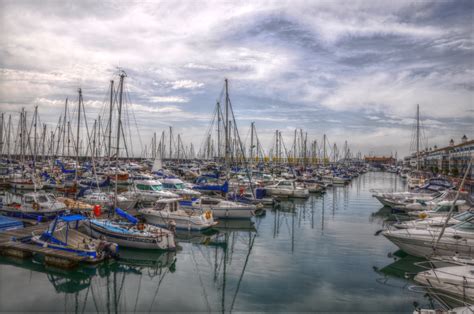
[83,208,176,250]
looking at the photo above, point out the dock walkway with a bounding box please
[0,223,87,268]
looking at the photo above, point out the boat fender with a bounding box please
[205,210,212,220]
[418,212,427,219]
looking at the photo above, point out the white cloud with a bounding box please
[148,96,189,103]
[167,80,204,90]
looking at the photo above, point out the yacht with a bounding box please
[161,177,201,199]
[139,198,217,231]
[383,217,474,258]
[123,180,178,204]
[264,180,309,198]
[394,211,474,229]
[0,192,67,220]
[187,196,256,219]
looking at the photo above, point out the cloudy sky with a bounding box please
[0,0,473,158]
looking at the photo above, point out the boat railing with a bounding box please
[408,285,474,311]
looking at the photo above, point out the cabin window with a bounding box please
[151,185,162,191]
[175,183,185,190]
[37,195,48,203]
[24,196,34,203]
[155,203,166,210]
[453,220,474,231]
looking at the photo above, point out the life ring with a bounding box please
[205,210,212,220]
[32,202,39,211]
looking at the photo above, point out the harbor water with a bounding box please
[0,172,437,312]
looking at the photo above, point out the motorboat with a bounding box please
[189,196,256,219]
[79,191,137,211]
[264,180,309,198]
[123,180,178,204]
[161,177,201,199]
[406,200,466,218]
[383,217,474,258]
[139,198,217,231]
[393,211,474,229]
[415,265,474,301]
[0,192,67,220]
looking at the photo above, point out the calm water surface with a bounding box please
[0,172,440,312]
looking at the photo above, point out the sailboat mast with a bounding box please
[62,98,68,157]
[416,104,420,171]
[224,79,230,168]
[250,122,254,169]
[108,80,114,167]
[75,89,82,183]
[115,72,125,207]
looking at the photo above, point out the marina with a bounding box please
[1,1,473,313]
[0,171,472,312]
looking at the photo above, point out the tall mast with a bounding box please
[115,72,126,207]
[224,79,230,168]
[75,89,82,183]
[7,115,11,161]
[217,101,221,159]
[323,134,327,166]
[62,98,68,157]
[41,124,46,161]
[169,126,172,159]
[108,80,114,168]
[0,113,3,157]
[250,122,254,169]
[416,104,420,171]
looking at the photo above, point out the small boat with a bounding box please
[161,177,201,198]
[31,214,119,262]
[0,192,68,220]
[189,196,256,219]
[264,180,309,198]
[80,191,137,211]
[83,208,176,250]
[139,198,217,231]
[383,217,474,258]
[123,180,178,204]
[393,211,474,229]
[415,265,474,301]
[9,177,44,190]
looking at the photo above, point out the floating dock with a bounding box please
[0,224,88,268]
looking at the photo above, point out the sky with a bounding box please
[0,0,473,158]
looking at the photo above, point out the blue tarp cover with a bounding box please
[115,208,138,224]
[59,214,86,222]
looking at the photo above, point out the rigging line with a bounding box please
[147,267,170,313]
[229,233,256,313]
[126,86,143,157]
[190,244,212,313]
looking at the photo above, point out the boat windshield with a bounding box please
[137,183,162,191]
[433,205,455,213]
[452,218,474,231]
[453,211,474,222]
[37,195,49,203]
[175,183,185,190]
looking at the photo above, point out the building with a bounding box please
[364,156,396,168]
[406,135,473,178]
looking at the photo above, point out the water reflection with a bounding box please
[2,172,449,312]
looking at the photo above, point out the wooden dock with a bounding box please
[0,224,87,268]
